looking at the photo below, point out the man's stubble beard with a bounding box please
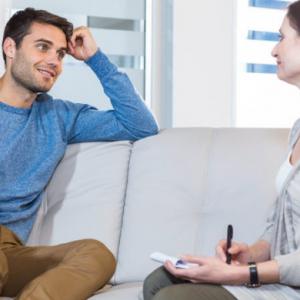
[11,54,53,94]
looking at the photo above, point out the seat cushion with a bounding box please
[0,283,142,300]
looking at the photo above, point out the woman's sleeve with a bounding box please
[275,250,300,286]
[259,200,277,244]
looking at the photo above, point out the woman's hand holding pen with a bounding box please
[163,225,253,285]
[163,240,276,285]
[216,239,252,265]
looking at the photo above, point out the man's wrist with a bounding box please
[84,48,100,63]
[84,49,116,79]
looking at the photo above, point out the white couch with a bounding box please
[1,128,289,299]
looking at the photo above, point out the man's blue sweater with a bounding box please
[0,50,158,242]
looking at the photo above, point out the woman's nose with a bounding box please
[271,43,278,58]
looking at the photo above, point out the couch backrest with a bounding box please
[115,128,288,283]
[29,128,289,285]
[28,141,132,263]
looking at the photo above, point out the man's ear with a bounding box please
[3,37,17,60]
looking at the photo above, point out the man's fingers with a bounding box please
[71,27,89,44]
[67,42,75,54]
[68,26,98,61]
[75,36,83,47]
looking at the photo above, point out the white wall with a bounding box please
[172,0,236,127]
[150,0,173,128]
[3,0,145,110]
[1,0,236,128]
[0,0,11,74]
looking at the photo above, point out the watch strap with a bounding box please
[246,262,261,288]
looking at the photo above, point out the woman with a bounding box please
[143,1,300,299]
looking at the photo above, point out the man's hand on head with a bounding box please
[68,26,98,61]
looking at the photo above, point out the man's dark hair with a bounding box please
[288,0,300,35]
[2,7,73,64]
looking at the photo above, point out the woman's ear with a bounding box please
[3,37,16,60]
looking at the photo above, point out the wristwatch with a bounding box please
[245,262,261,288]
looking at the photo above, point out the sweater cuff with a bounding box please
[275,252,300,286]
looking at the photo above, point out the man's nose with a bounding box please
[46,50,60,66]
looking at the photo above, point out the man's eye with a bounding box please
[37,44,49,51]
[278,34,283,41]
[58,51,66,60]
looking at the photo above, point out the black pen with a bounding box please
[226,224,233,264]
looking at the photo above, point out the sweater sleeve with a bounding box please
[265,120,300,287]
[259,200,277,244]
[259,120,297,243]
[288,118,300,150]
[62,50,158,143]
[275,250,300,286]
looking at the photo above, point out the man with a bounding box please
[0,7,158,300]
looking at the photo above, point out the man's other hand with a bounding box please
[68,26,98,61]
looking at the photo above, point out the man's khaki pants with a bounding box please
[0,226,116,300]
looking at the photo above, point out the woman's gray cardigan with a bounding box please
[262,119,300,286]
[224,120,300,299]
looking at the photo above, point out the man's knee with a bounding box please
[75,239,116,282]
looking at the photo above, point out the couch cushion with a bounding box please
[31,141,132,259]
[115,128,288,282]
[0,284,142,300]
